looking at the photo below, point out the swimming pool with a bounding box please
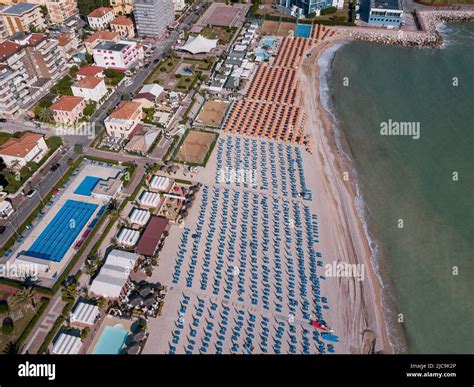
[295,24,312,38]
[74,176,102,196]
[261,37,276,47]
[256,50,269,60]
[92,324,129,354]
[25,200,98,262]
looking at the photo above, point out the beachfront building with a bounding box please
[87,7,115,30]
[133,0,174,38]
[104,101,143,138]
[110,16,135,38]
[0,4,45,36]
[277,0,343,17]
[70,302,100,328]
[136,216,169,257]
[50,95,86,124]
[83,30,119,54]
[51,333,82,355]
[0,132,47,169]
[368,0,403,27]
[71,76,107,102]
[92,40,143,70]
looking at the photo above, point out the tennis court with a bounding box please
[25,200,98,262]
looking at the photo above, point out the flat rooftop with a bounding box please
[2,3,38,15]
[371,0,402,10]
[95,41,128,52]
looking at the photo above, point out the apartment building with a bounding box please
[110,16,134,38]
[0,132,47,168]
[57,31,79,59]
[105,101,143,138]
[0,40,33,118]
[44,0,79,24]
[0,3,45,36]
[93,40,143,70]
[133,0,174,38]
[83,30,119,53]
[87,7,115,30]
[9,32,67,81]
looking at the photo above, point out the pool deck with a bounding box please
[9,162,123,281]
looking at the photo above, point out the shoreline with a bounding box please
[300,36,396,354]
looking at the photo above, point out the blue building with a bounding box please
[368,0,403,27]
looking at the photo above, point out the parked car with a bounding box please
[50,163,60,171]
[0,118,6,123]
[26,189,36,198]
[0,226,5,234]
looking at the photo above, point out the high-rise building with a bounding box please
[133,0,174,38]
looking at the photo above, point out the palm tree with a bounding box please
[38,107,53,123]
[10,287,36,311]
[3,341,19,355]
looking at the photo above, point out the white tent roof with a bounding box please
[117,228,140,247]
[89,249,139,299]
[150,175,170,191]
[138,191,160,208]
[138,83,164,98]
[179,34,218,54]
[52,333,82,355]
[129,208,151,226]
[71,302,100,326]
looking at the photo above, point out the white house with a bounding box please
[0,133,48,169]
[71,76,108,102]
[93,40,143,70]
[87,7,115,30]
[104,101,143,138]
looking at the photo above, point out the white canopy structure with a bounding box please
[52,333,82,355]
[89,249,139,299]
[138,83,164,98]
[117,228,140,247]
[129,208,151,226]
[150,175,170,191]
[71,302,100,326]
[179,35,218,54]
[138,191,160,208]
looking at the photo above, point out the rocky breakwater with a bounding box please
[338,10,474,48]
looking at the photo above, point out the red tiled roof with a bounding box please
[87,7,113,18]
[74,76,104,89]
[0,133,44,158]
[136,216,169,256]
[109,101,141,120]
[110,16,133,26]
[50,96,84,112]
[84,30,119,44]
[0,40,22,62]
[76,65,105,77]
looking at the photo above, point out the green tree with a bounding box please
[10,287,36,311]
[2,317,14,335]
[38,107,54,123]
[2,341,19,355]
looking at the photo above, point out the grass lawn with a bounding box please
[176,74,198,92]
[0,307,36,352]
[146,56,181,84]
[0,132,12,146]
[200,25,236,45]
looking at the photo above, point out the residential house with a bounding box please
[87,7,115,30]
[76,65,105,79]
[71,76,107,102]
[0,132,48,169]
[104,101,143,138]
[50,95,85,124]
[133,83,164,109]
[57,31,79,59]
[109,16,134,38]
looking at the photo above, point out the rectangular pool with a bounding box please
[295,24,312,38]
[74,176,102,196]
[92,324,129,354]
[25,200,98,262]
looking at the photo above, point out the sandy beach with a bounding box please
[299,36,393,353]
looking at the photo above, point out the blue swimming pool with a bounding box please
[256,50,269,60]
[25,200,97,262]
[295,24,312,38]
[262,37,276,47]
[92,324,128,354]
[74,176,102,196]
